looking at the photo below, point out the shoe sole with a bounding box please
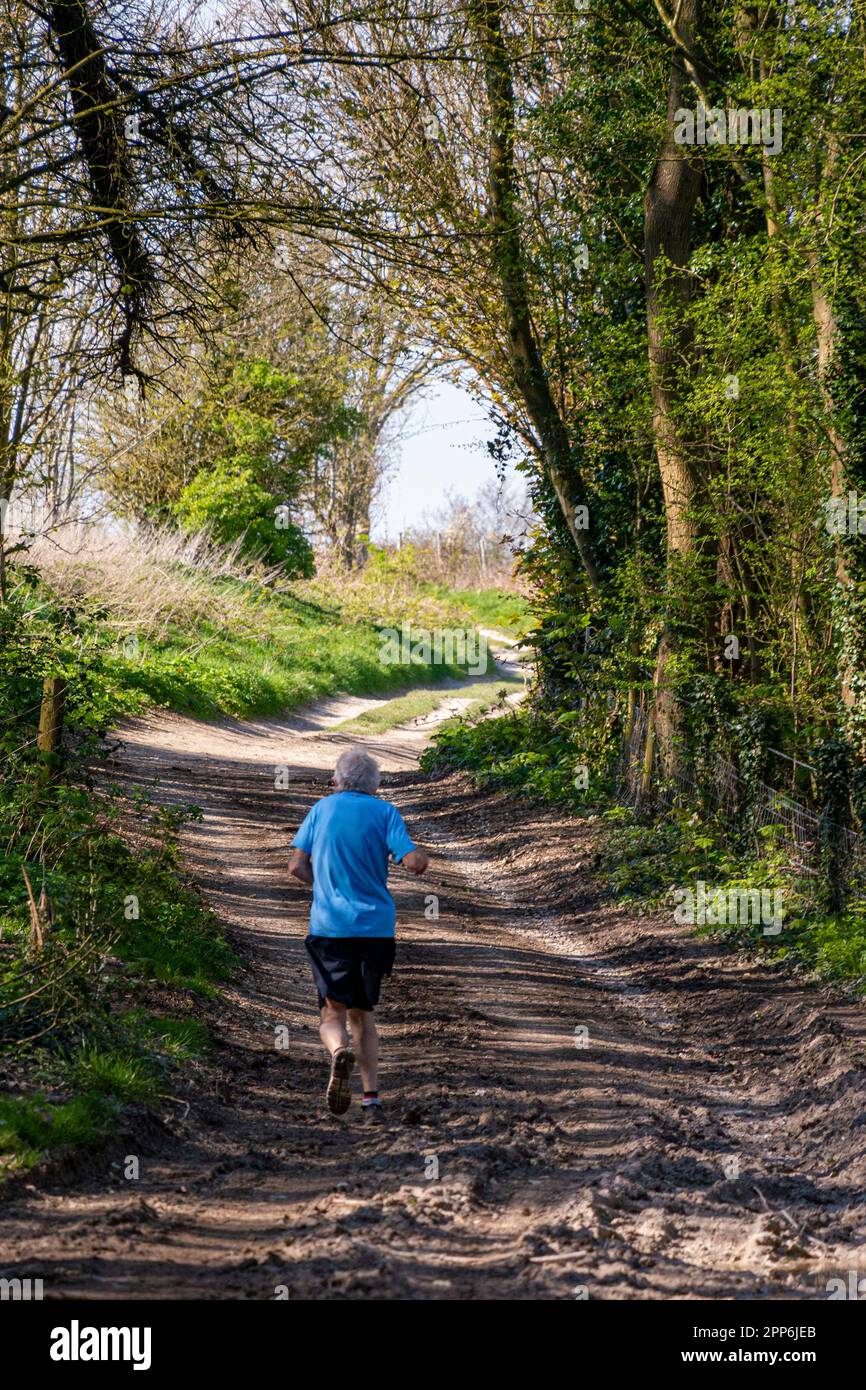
[326,1048,355,1115]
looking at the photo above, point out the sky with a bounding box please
[372,381,511,542]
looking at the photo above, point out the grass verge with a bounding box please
[334,673,523,736]
[421,585,534,641]
[29,526,518,720]
[0,576,237,1174]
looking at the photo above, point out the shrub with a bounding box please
[173,460,314,576]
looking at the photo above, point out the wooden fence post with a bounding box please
[37,676,67,765]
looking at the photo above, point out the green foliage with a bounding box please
[0,578,240,1171]
[120,1011,209,1060]
[68,1048,161,1104]
[106,346,359,526]
[780,902,866,987]
[8,548,503,726]
[449,0,866,894]
[115,887,237,994]
[0,1093,121,1170]
[813,738,854,911]
[598,807,866,992]
[173,459,315,575]
[421,703,612,808]
[597,806,746,905]
[0,1030,200,1171]
[113,584,486,720]
[426,706,866,991]
[0,780,237,1044]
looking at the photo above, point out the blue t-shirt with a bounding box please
[291,791,416,938]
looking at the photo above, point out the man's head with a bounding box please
[333,748,381,795]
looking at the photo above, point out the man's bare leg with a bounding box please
[320,999,355,1115]
[347,1008,379,1093]
[319,998,350,1056]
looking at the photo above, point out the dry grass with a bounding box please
[303,548,477,631]
[14,516,515,656]
[21,522,268,642]
[7,514,518,721]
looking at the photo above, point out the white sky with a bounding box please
[373,381,515,541]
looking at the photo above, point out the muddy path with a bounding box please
[3,662,866,1301]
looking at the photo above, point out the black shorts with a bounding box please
[305,935,396,1012]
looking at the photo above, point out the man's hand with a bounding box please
[289,848,314,885]
[403,849,429,876]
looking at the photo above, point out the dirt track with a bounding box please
[3,673,866,1300]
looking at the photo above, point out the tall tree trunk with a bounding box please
[643,0,707,776]
[470,0,601,595]
[809,250,866,752]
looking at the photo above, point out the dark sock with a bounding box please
[362,1091,380,1106]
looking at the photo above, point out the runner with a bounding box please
[289,747,429,1121]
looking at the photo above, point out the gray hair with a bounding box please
[334,748,381,795]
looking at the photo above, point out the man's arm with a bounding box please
[289,848,314,885]
[402,848,429,876]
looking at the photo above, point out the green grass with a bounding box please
[334,674,522,736]
[68,1047,162,1104]
[597,808,866,992]
[779,903,866,986]
[423,585,534,641]
[0,778,235,1172]
[107,577,503,720]
[112,888,239,994]
[0,1092,122,1169]
[0,1043,166,1172]
[121,1011,210,1060]
[0,1021,209,1174]
[421,702,611,807]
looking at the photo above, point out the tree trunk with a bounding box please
[470,0,601,595]
[643,0,707,777]
[810,256,866,751]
